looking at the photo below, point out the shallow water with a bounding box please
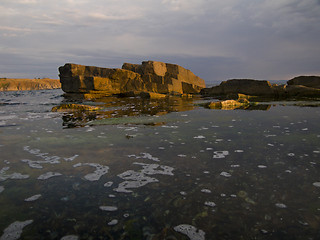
[0,89,320,239]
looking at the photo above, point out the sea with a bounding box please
[0,89,320,239]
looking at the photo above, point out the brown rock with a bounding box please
[58,61,206,97]
[122,61,206,94]
[59,63,145,95]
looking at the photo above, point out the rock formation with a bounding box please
[59,61,205,97]
[201,77,320,99]
[287,76,320,89]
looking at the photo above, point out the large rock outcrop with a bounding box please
[201,78,320,99]
[287,76,320,89]
[59,61,205,97]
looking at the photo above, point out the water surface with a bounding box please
[0,89,320,239]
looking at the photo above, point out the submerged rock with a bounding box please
[59,61,205,97]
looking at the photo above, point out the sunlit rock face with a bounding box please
[122,61,206,94]
[59,61,206,96]
[58,64,145,95]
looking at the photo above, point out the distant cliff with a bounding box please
[0,78,61,91]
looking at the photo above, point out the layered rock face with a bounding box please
[122,61,205,94]
[58,64,145,95]
[59,61,205,96]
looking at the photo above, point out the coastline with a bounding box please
[0,78,61,91]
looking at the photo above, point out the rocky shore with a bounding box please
[0,78,61,91]
[201,76,320,99]
[200,76,320,109]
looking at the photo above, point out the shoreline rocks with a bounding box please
[58,61,206,98]
[201,76,320,100]
[0,78,60,91]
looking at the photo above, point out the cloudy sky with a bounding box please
[1,0,320,83]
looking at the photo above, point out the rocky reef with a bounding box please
[201,76,320,100]
[59,61,206,98]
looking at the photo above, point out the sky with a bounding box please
[1,0,320,83]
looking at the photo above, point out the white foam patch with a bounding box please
[24,194,42,202]
[73,163,109,181]
[0,186,4,193]
[174,224,205,240]
[213,151,229,159]
[231,165,240,168]
[22,146,78,168]
[313,182,320,187]
[0,167,29,182]
[204,201,216,207]
[37,172,62,180]
[99,206,118,211]
[201,189,211,194]
[60,235,79,240]
[220,172,231,178]
[104,181,113,187]
[128,153,160,162]
[114,163,174,193]
[234,150,244,153]
[194,135,205,139]
[0,220,33,240]
[107,219,118,226]
[275,203,287,209]
[258,165,267,169]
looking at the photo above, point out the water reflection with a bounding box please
[52,95,198,128]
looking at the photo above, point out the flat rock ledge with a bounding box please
[59,61,206,98]
[201,76,320,100]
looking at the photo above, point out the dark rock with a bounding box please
[287,76,320,89]
[201,78,320,99]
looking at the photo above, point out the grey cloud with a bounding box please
[0,0,319,81]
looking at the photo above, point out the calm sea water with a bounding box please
[0,89,320,240]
